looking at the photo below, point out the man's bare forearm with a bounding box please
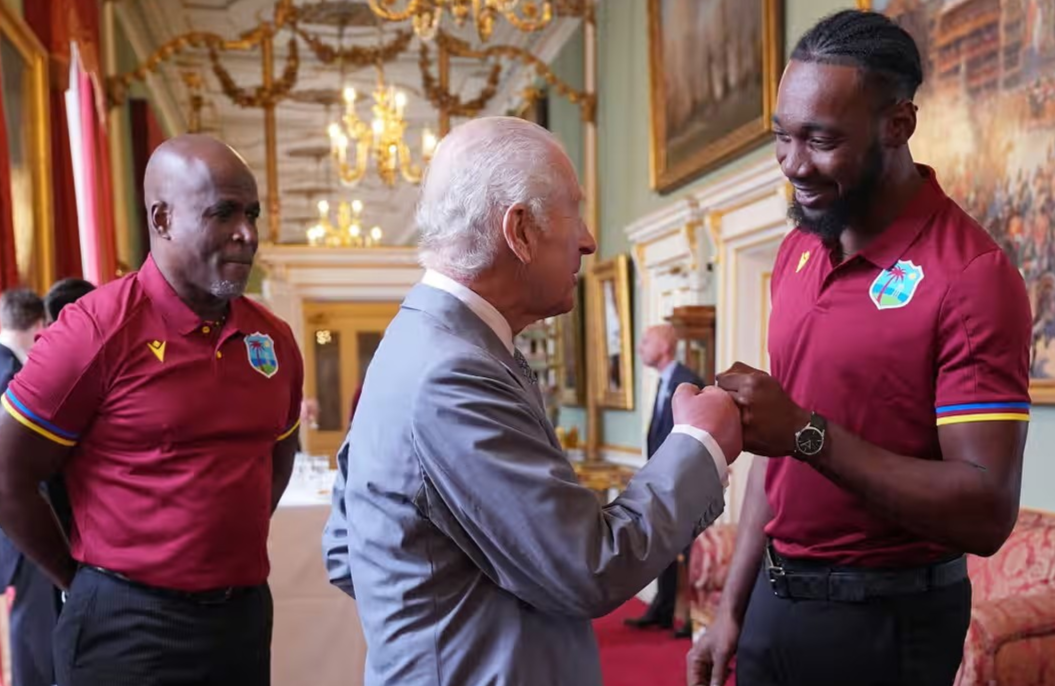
[812,422,1026,557]
[0,488,76,589]
[716,456,772,623]
[270,435,297,514]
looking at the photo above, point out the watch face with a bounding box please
[796,427,824,455]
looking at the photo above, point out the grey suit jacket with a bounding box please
[322,284,726,686]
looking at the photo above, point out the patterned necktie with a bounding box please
[513,348,538,386]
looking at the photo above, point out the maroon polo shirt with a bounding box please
[3,256,303,591]
[766,166,1031,567]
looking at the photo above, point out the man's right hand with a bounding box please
[672,384,743,463]
[686,611,741,686]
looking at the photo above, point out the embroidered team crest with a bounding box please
[244,332,279,378]
[869,260,924,310]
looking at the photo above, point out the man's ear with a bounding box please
[883,99,917,148]
[150,202,172,240]
[502,203,536,264]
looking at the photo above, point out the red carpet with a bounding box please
[594,598,688,686]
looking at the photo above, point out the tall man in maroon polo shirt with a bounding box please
[688,10,1032,686]
[0,134,303,686]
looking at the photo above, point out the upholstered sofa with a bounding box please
[687,509,1055,686]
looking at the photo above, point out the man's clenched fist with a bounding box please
[671,384,743,463]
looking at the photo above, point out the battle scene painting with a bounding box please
[873,0,1055,399]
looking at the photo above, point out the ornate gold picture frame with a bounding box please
[647,0,783,193]
[0,2,53,293]
[555,281,585,406]
[589,254,634,410]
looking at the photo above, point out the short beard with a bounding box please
[209,279,247,299]
[788,138,884,244]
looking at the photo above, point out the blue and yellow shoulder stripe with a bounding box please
[935,402,1030,427]
[1,390,79,447]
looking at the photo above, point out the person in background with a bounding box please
[323,116,743,686]
[624,323,703,639]
[0,288,53,686]
[0,134,303,686]
[689,10,1031,686]
[41,277,98,570]
[44,278,96,326]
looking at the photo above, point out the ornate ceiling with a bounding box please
[115,0,582,245]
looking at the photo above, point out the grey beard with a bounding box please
[210,279,246,299]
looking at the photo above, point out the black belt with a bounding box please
[82,565,256,605]
[763,541,968,603]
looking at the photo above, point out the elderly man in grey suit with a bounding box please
[322,115,742,686]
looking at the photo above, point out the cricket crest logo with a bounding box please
[869,260,924,310]
[244,332,279,378]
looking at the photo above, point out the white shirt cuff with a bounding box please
[672,424,729,487]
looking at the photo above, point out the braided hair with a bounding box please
[791,10,923,104]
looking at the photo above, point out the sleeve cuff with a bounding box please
[276,418,301,442]
[672,424,728,487]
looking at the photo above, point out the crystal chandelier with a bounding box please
[366,0,553,42]
[305,198,385,247]
[328,67,438,187]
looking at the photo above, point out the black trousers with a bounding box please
[647,558,678,625]
[737,566,971,686]
[9,557,60,686]
[54,567,273,686]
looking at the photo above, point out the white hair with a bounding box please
[416,117,571,279]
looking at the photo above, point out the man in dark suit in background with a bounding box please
[0,288,51,686]
[625,323,706,638]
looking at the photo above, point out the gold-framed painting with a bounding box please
[863,0,1055,403]
[555,280,585,406]
[589,254,634,410]
[647,0,784,194]
[0,2,53,294]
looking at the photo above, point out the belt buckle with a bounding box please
[765,544,789,598]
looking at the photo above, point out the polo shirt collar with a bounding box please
[856,165,946,269]
[139,255,248,337]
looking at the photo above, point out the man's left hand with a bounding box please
[716,362,810,458]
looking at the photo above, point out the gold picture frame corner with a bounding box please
[555,285,587,407]
[646,0,784,195]
[590,254,634,410]
[0,2,54,293]
[1029,381,1055,406]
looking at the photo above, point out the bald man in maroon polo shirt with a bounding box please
[689,10,1032,686]
[0,134,303,686]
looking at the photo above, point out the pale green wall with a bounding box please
[1021,416,1055,511]
[547,27,589,439]
[550,0,1055,513]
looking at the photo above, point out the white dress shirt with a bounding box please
[421,270,728,483]
[0,332,28,364]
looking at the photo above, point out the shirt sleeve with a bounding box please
[671,424,728,486]
[934,249,1032,426]
[412,353,725,618]
[276,322,304,441]
[321,442,355,598]
[1,304,107,447]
